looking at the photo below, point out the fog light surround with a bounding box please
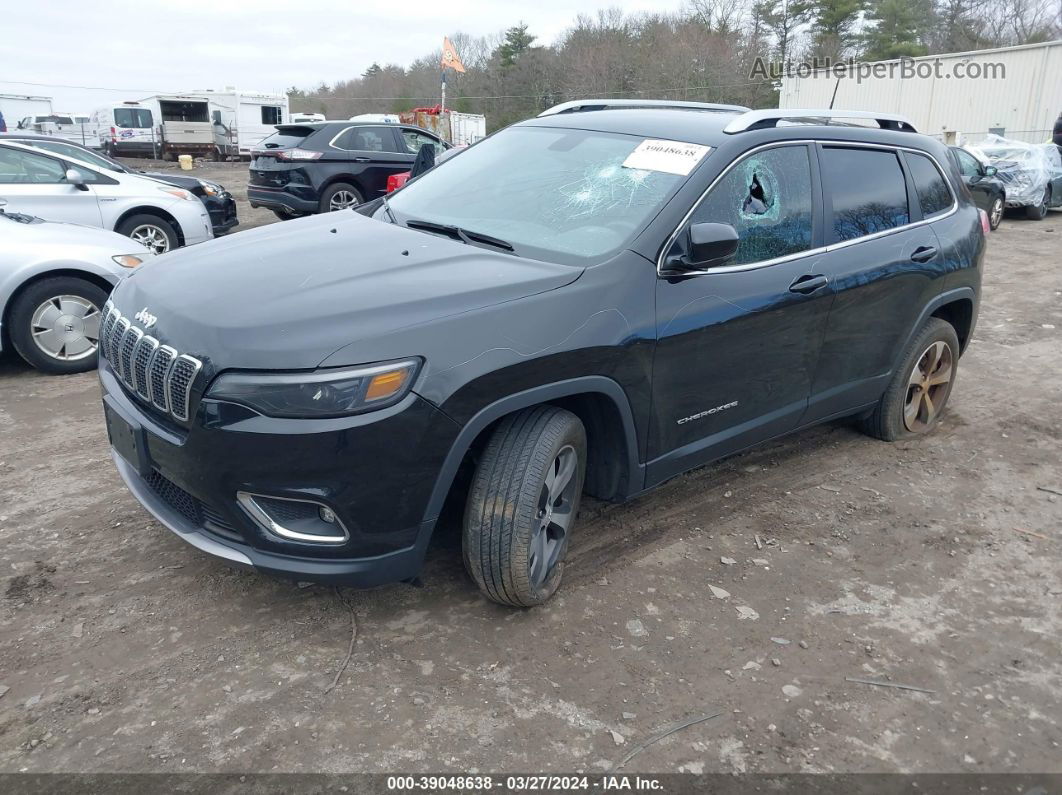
[236,492,349,544]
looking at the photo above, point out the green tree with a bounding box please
[751,0,810,63]
[862,0,934,59]
[362,62,382,78]
[793,0,867,59]
[496,23,536,68]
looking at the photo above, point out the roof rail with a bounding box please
[538,99,751,117]
[723,108,917,134]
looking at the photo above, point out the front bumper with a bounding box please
[99,359,459,587]
[203,194,239,234]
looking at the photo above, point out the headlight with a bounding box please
[112,254,146,268]
[158,186,195,201]
[197,179,224,196]
[205,359,420,418]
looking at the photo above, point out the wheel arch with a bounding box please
[1,267,117,354]
[318,175,366,203]
[114,206,186,247]
[420,376,643,525]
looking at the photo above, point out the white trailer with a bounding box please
[204,90,289,159]
[1,93,53,130]
[397,108,487,146]
[139,94,214,159]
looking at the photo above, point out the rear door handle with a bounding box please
[352,156,371,163]
[789,274,829,294]
[911,245,938,263]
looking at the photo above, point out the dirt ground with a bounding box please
[0,164,1060,775]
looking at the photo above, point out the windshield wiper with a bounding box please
[405,218,514,252]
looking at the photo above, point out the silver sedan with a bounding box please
[0,202,151,374]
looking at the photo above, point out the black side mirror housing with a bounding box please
[664,222,740,274]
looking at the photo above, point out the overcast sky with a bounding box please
[2,0,683,109]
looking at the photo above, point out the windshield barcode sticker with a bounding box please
[623,139,711,176]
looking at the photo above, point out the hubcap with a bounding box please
[328,190,359,211]
[903,340,953,432]
[528,445,578,589]
[129,224,171,254]
[990,198,1003,227]
[30,295,101,361]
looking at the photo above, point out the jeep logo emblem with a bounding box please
[134,307,157,328]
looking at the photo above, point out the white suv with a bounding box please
[0,141,213,253]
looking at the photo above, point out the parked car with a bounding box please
[0,141,213,254]
[247,121,448,219]
[1,133,238,235]
[968,134,1062,220]
[0,200,150,374]
[98,101,984,606]
[949,146,1005,229]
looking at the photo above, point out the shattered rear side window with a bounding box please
[690,145,814,265]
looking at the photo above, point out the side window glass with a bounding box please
[688,145,814,265]
[956,149,980,178]
[821,147,909,243]
[339,127,390,152]
[403,129,445,156]
[906,152,952,217]
[0,148,67,184]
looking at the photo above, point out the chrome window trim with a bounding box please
[236,491,350,545]
[656,139,958,277]
[170,355,203,422]
[327,126,356,150]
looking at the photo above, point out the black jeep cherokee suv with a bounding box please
[247,121,447,219]
[99,100,985,607]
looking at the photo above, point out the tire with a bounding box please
[319,182,363,213]
[8,276,109,375]
[858,317,960,442]
[1025,187,1049,220]
[988,196,1004,230]
[463,406,587,607]
[116,214,178,254]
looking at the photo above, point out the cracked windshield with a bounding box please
[385,126,704,264]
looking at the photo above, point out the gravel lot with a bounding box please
[0,163,1060,774]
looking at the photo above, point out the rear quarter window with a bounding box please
[821,147,910,243]
[906,152,953,217]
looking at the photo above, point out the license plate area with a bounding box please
[103,397,151,477]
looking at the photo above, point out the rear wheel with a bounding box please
[463,406,586,607]
[858,317,959,441]
[1025,186,1050,220]
[116,214,178,254]
[319,182,363,213]
[988,196,1004,230]
[8,276,108,374]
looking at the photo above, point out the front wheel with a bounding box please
[8,276,109,374]
[858,317,960,441]
[463,406,586,607]
[116,214,178,254]
[988,196,1004,230]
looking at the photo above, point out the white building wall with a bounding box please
[779,40,1062,144]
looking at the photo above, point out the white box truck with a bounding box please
[397,107,486,146]
[139,94,214,160]
[205,90,289,159]
[1,93,53,132]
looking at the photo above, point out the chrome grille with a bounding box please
[99,301,203,422]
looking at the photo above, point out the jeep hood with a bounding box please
[110,211,582,371]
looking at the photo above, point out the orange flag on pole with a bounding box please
[441,37,466,73]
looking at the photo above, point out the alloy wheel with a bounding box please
[990,197,1003,229]
[30,295,101,362]
[328,191,359,211]
[129,223,171,254]
[903,340,953,432]
[528,445,579,588]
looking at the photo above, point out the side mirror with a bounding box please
[664,222,740,273]
[983,165,997,177]
[65,168,89,191]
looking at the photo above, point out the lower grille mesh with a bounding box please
[143,470,238,537]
